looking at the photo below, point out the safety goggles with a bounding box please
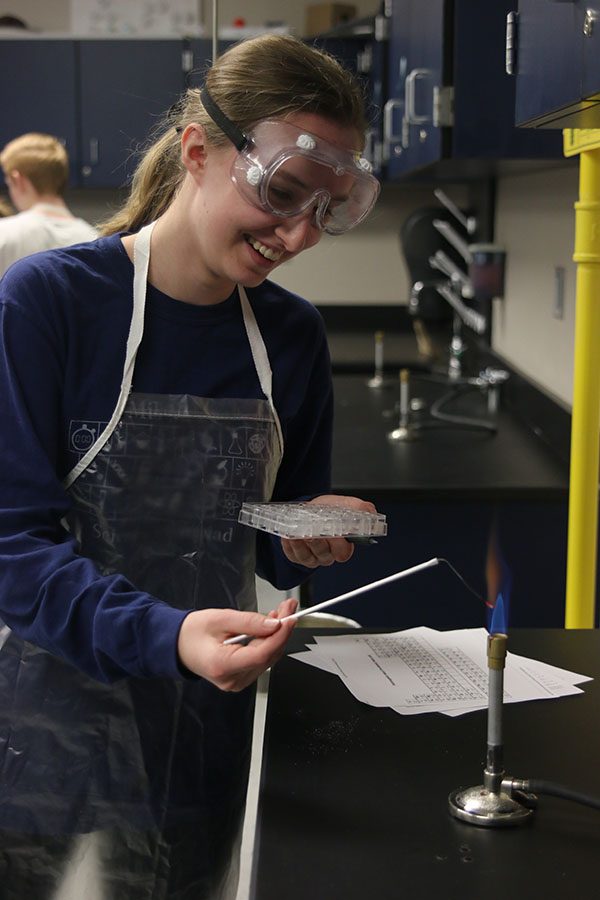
[200,88,380,235]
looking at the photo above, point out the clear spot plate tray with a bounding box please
[238,502,387,539]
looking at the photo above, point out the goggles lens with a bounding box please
[230,120,380,234]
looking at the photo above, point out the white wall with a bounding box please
[493,163,579,407]
[270,183,442,304]
[3,0,70,32]
[12,0,377,36]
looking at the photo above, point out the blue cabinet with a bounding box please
[514,0,600,127]
[0,38,216,189]
[78,40,189,187]
[311,17,389,178]
[386,0,447,176]
[0,40,80,185]
[385,0,563,179]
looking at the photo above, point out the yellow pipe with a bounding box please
[565,148,600,628]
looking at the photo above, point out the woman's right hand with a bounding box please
[176,598,297,691]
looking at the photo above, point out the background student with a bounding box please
[0,131,97,275]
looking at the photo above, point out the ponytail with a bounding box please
[99,126,183,235]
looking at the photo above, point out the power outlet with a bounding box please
[553,266,565,320]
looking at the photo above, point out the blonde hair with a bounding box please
[0,197,13,217]
[0,133,69,195]
[100,34,368,235]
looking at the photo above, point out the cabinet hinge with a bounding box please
[433,85,454,128]
[505,11,518,75]
[182,48,193,73]
[375,13,390,41]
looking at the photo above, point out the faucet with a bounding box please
[448,314,466,381]
[468,367,510,415]
[435,282,486,335]
[434,282,487,381]
[410,279,486,381]
[409,279,448,316]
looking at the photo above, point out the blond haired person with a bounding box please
[0,132,97,275]
[0,35,379,899]
[0,196,13,216]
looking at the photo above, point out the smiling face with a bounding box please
[178,112,362,294]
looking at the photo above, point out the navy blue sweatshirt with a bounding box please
[0,235,333,682]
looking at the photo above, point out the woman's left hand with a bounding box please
[280,494,377,569]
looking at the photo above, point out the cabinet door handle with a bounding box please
[505,11,518,75]
[405,68,433,125]
[383,97,404,159]
[584,8,598,35]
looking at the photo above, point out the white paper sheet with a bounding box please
[289,627,592,717]
[71,0,200,36]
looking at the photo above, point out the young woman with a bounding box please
[0,34,380,899]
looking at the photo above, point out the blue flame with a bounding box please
[487,560,511,633]
[488,592,507,633]
[485,515,512,634]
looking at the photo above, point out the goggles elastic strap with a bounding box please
[200,87,248,152]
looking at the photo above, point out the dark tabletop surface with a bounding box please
[251,628,600,900]
[331,374,568,499]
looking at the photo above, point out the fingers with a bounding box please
[224,616,296,677]
[177,608,296,692]
[327,537,355,563]
[281,494,377,568]
[268,597,299,619]
[281,536,354,568]
[309,493,377,514]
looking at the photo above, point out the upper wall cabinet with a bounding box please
[513,0,600,128]
[311,15,389,178]
[384,0,564,179]
[0,38,216,188]
[78,40,190,187]
[0,41,80,183]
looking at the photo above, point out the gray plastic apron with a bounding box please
[0,222,283,899]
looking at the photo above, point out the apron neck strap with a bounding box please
[64,222,154,488]
[64,223,284,487]
[238,285,284,457]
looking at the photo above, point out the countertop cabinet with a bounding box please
[0,41,80,183]
[385,0,563,179]
[514,0,600,128]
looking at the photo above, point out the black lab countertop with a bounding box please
[250,629,600,900]
[331,374,568,500]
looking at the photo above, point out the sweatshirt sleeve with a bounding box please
[255,304,334,589]
[0,274,188,684]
